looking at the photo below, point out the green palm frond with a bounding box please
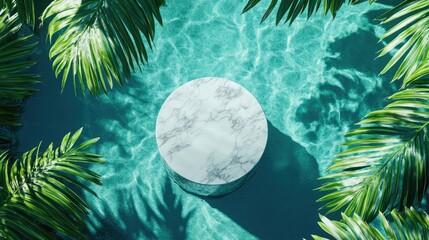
[0,128,103,239]
[379,0,429,88]
[312,208,429,240]
[0,6,38,146]
[312,213,383,240]
[41,0,164,95]
[317,78,429,221]
[0,0,35,25]
[242,0,371,25]
[380,207,429,240]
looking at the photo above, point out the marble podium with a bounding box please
[156,77,268,196]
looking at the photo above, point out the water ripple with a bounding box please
[83,1,396,239]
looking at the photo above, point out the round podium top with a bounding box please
[156,77,268,185]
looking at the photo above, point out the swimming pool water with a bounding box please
[20,1,398,239]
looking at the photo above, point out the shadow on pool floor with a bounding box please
[87,121,329,239]
[87,178,195,239]
[205,121,326,239]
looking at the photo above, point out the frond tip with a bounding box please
[312,208,429,240]
[317,79,429,221]
[41,0,164,95]
[242,0,365,25]
[378,0,429,88]
[0,128,104,239]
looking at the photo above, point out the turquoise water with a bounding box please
[20,1,398,239]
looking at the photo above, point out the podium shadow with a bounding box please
[205,121,325,239]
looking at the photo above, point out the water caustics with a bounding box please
[77,1,398,239]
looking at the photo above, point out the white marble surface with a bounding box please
[156,77,268,186]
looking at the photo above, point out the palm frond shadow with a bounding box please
[206,121,325,239]
[88,178,194,239]
[82,78,160,160]
[324,10,400,83]
[297,18,400,144]
[17,27,86,152]
[325,11,391,76]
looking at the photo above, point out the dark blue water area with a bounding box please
[18,33,87,152]
[205,121,325,239]
[17,1,403,239]
[84,122,329,239]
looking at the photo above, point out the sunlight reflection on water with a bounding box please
[21,1,398,239]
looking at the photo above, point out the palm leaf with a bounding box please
[0,128,104,239]
[312,208,429,240]
[0,5,38,147]
[378,0,429,88]
[41,0,164,95]
[242,0,370,25]
[0,0,36,25]
[317,78,429,221]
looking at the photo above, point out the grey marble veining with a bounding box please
[156,77,268,195]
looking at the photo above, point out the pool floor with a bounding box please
[20,1,397,239]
